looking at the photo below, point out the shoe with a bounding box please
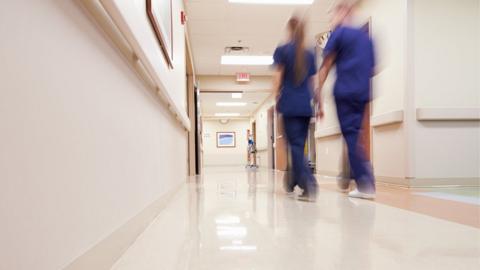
[297,193,317,202]
[286,191,295,198]
[348,189,375,200]
[297,188,317,202]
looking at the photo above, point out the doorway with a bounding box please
[267,106,275,169]
[362,21,373,161]
[275,114,288,171]
[251,121,257,167]
[307,121,316,173]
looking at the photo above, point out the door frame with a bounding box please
[267,106,275,169]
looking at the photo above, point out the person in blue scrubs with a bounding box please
[317,2,376,199]
[273,16,318,201]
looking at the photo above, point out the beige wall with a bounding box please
[413,0,479,108]
[0,0,188,269]
[203,120,250,166]
[411,0,480,180]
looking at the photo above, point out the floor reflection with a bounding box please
[112,167,480,270]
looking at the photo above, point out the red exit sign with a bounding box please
[236,72,250,82]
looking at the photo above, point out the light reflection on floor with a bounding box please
[112,167,480,270]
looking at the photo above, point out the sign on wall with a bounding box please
[236,72,250,82]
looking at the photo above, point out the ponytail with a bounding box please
[288,17,307,86]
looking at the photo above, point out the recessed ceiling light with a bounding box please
[229,0,314,5]
[232,93,243,99]
[216,102,247,107]
[221,55,273,66]
[215,113,241,117]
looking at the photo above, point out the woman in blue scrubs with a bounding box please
[317,2,376,199]
[273,16,318,201]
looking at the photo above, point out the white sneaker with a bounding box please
[348,189,376,200]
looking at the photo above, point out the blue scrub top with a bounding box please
[323,26,375,102]
[273,42,317,117]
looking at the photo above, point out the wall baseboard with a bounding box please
[376,176,480,188]
[410,177,480,188]
[63,183,183,270]
[376,176,410,187]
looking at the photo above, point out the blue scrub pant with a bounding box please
[283,116,317,195]
[335,97,376,193]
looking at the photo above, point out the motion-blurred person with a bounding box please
[273,15,318,201]
[246,130,257,169]
[316,1,376,199]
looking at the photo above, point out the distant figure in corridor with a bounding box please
[273,15,318,201]
[316,1,376,199]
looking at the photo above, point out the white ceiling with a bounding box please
[186,0,334,76]
[200,91,271,117]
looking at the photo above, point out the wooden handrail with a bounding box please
[80,0,191,131]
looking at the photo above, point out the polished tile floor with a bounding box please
[112,167,480,270]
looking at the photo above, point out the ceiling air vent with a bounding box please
[225,46,250,54]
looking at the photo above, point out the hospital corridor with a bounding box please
[1,0,479,270]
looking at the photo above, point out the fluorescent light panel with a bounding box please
[221,55,273,66]
[215,113,241,117]
[216,102,247,107]
[220,245,257,251]
[232,93,243,99]
[229,0,314,4]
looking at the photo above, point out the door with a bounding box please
[361,103,372,161]
[267,107,275,169]
[275,114,288,171]
[362,21,372,161]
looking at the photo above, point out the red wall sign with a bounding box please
[236,72,250,82]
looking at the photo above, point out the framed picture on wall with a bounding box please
[146,0,174,68]
[217,132,236,148]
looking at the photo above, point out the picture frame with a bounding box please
[216,132,236,148]
[146,0,174,68]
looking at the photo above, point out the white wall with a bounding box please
[0,0,188,269]
[203,120,250,166]
[411,0,480,180]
